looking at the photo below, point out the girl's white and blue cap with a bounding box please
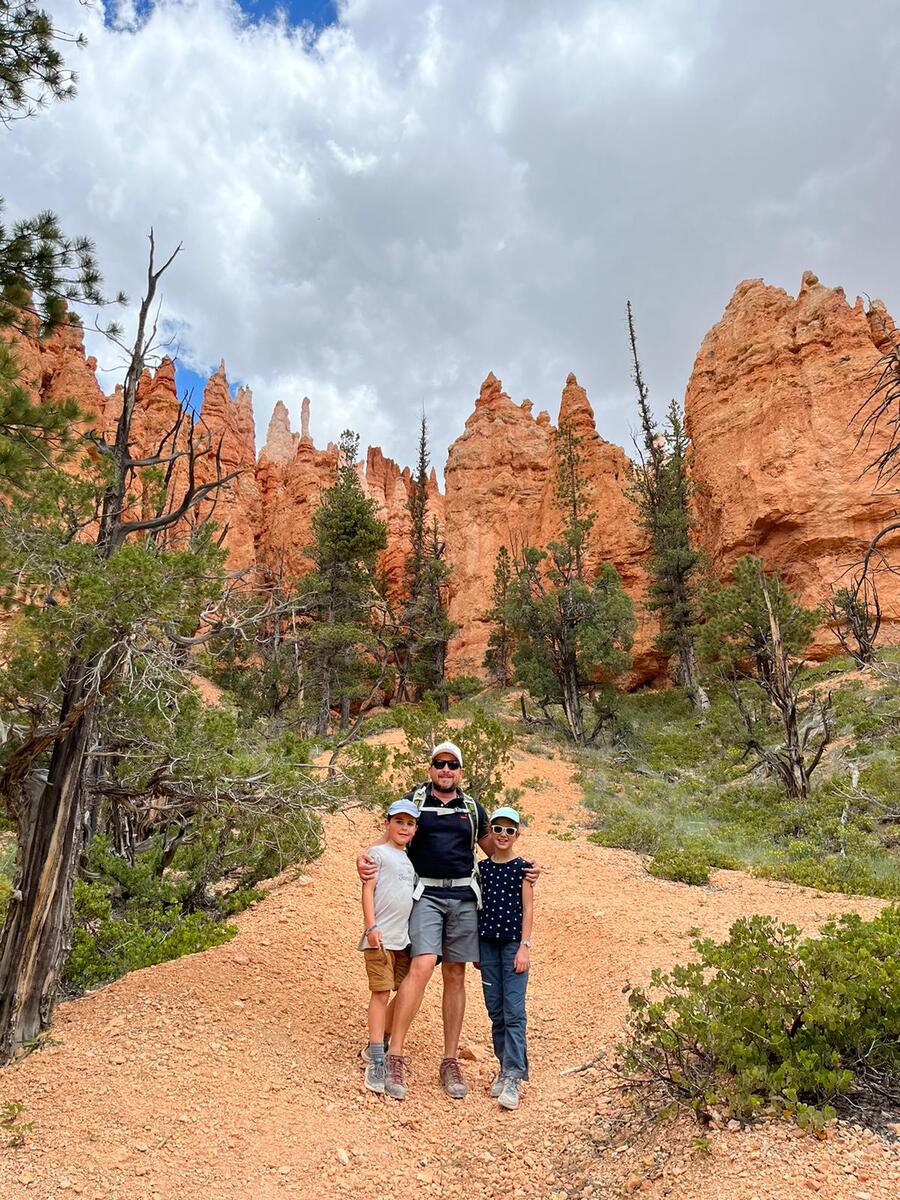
[386,798,421,820]
[489,806,521,826]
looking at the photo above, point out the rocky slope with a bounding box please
[9,269,900,677]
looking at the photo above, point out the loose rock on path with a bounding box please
[1,741,897,1199]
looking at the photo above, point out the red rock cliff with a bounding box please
[444,372,662,683]
[685,271,900,655]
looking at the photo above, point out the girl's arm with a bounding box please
[361,877,381,948]
[514,873,533,973]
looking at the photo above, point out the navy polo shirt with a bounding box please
[403,782,488,898]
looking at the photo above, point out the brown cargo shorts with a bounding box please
[363,946,412,993]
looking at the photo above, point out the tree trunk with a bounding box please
[0,666,96,1065]
[561,657,584,745]
[675,642,709,713]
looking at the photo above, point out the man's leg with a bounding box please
[387,954,437,1056]
[440,960,467,1059]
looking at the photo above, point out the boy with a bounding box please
[358,797,419,1093]
[477,805,533,1110]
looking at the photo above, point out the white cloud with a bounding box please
[5,0,900,474]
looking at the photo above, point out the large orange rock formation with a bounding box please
[443,372,662,682]
[8,267,900,680]
[685,271,900,656]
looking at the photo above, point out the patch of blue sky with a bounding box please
[103,0,337,32]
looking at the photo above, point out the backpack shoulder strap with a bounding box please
[460,791,479,852]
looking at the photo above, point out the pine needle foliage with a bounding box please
[626,301,706,709]
[506,421,635,744]
[301,430,387,735]
[400,417,455,709]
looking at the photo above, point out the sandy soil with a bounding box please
[0,742,897,1200]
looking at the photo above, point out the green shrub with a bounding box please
[647,847,711,886]
[620,907,900,1129]
[587,804,671,855]
[63,878,236,993]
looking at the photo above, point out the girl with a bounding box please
[477,805,533,1110]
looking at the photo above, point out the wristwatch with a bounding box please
[522,939,532,948]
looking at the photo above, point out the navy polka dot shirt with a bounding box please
[478,857,528,941]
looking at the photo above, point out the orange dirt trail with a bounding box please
[1,743,897,1199]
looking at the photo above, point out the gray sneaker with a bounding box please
[361,1036,389,1065]
[364,1059,385,1093]
[489,1074,505,1099]
[384,1054,408,1101]
[439,1057,468,1100]
[498,1077,520,1110]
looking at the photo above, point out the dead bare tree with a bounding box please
[729,567,831,800]
[0,232,241,1064]
[826,572,882,669]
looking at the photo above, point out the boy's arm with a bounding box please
[361,876,381,948]
[514,875,533,973]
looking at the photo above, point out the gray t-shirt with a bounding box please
[357,843,416,951]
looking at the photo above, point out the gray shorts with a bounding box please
[408,893,479,962]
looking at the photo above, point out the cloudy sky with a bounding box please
[6,0,900,471]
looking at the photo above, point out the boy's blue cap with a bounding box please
[489,806,520,826]
[387,799,420,820]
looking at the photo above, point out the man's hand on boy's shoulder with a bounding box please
[357,851,378,882]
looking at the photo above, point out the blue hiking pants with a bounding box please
[478,936,529,1080]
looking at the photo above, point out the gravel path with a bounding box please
[0,741,897,1199]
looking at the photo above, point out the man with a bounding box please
[357,740,538,1101]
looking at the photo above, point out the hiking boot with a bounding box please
[498,1077,520,1110]
[384,1054,408,1101]
[489,1074,505,1099]
[364,1059,385,1094]
[439,1056,468,1100]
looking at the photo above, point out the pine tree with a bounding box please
[507,421,635,744]
[301,430,387,735]
[483,545,514,686]
[0,0,79,124]
[0,4,120,492]
[626,301,708,710]
[399,416,456,710]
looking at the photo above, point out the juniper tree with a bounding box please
[0,235,240,1064]
[698,555,828,799]
[507,421,635,744]
[300,430,388,735]
[626,302,707,710]
[483,544,514,686]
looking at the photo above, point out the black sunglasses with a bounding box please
[431,758,460,769]
[490,824,518,835]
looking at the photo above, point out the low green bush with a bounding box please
[63,878,236,993]
[587,804,671,855]
[620,907,900,1130]
[647,847,711,886]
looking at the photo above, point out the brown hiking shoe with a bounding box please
[384,1054,408,1101]
[439,1056,468,1099]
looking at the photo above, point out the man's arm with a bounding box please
[356,833,388,881]
[476,801,494,857]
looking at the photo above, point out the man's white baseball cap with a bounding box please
[431,741,463,767]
